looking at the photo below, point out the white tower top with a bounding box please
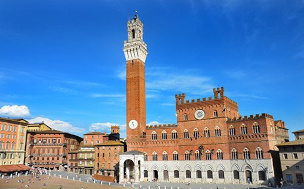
[123,13,148,62]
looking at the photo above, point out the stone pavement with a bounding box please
[50,171,303,189]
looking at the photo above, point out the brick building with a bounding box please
[119,14,289,186]
[0,117,28,166]
[25,130,82,171]
[67,126,123,176]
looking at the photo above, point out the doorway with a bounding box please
[153,170,158,181]
[245,170,252,184]
[163,170,169,181]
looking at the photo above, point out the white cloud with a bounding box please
[91,94,125,98]
[27,117,86,135]
[89,122,120,132]
[0,105,30,117]
[147,121,161,126]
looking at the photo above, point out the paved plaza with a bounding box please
[1,170,302,189]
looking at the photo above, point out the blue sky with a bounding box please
[0,0,303,139]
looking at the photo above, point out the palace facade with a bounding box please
[119,14,289,186]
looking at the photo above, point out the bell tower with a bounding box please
[124,13,148,142]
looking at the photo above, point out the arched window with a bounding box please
[215,126,221,137]
[173,151,179,161]
[253,122,260,134]
[186,170,191,178]
[218,170,224,179]
[217,149,223,160]
[243,148,250,159]
[162,151,168,161]
[152,152,158,161]
[184,129,189,139]
[256,147,263,159]
[132,29,135,39]
[184,151,190,160]
[207,170,213,178]
[162,130,167,140]
[152,131,157,140]
[241,124,247,135]
[206,150,211,160]
[214,110,218,117]
[196,170,202,178]
[233,170,240,179]
[174,170,179,178]
[204,127,210,137]
[144,152,148,161]
[193,128,199,139]
[229,125,235,136]
[0,141,3,150]
[171,130,178,139]
[231,148,238,160]
[195,150,200,160]
[6,142,10,150]
[184,114,188,121]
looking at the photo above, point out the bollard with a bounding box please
[171,187,173,189]
[79,178,81,182]
[158,186,160,189]
[18,173,20,177]
[94,180,96,183]
[132,184,134,188]
[165,186,166,189]
[67,176,68,179]
[123,183,125,187]
[73,177,75,180]
[60,175,61,178]
[2,175,4,179]
[49,173,50,176]
[109,182,111,186]
[87,179,89,182]
[148,185,150,189]
[101,181,102,185]
[54,174,56,177]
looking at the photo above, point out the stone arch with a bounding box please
[242,164,253,172]
[231,163,241,171]
[205,164,213,171]
[256,163,267,171]
[151,164,159,171]
[194,164,202,171]
[216,164,225,171]
[184,164,192,171]
[161,164,169,171]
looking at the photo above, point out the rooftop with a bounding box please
[277,138,304,146]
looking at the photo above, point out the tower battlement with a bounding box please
[227,113,273,122]
[146,123,177,129]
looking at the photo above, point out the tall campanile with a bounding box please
[123,13,147,144]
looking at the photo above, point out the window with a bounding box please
[207,170,213,179]
[294,153,298,159]
[80,161,82,165]
[217,149,223,160]
[195,150,200,160]
[231,148,238,160]
[6,142,10,149]
[283,153,288,159]
[52,139,56,143]
[0,134,4,138]
[97,140,100,144]
[173,151,179,161]
[286,174,293,183]
[144,170,148,178]
[296,166,300,170]
[184,129,189,139]
[174,170,179,178]
[253,122,260,133]
[1,124,5,131]
[162,151,168,161]
[204,128,210,137]
[241,124,247,135]
[152,131,157,140]
[162,131,167,140]
[144,153,147,161]
[184,114,188,121]
[152,152,158,161]
[21,127,24,133]
[206,150,211,160]
[196,170,202,178]
[258,171,266,180]
[8,125,11,131]
[229,126,235,136]
[186,170,191,178]
[11,142,15,150]
[256,147,263,159]
[215,126,221,137]
[13,126,17,132]
[243,148,250,159]
[7,134,10,139]
[214,110,218,117]
[193,128,199,139]
[0,142,3,150]
[218,170,224,179]
[172,130,178,139]
[184,151,190,160]
[233,170,239,179]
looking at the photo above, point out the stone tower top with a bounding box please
[123,13,148,62]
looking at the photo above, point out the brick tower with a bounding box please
[123,13,148,143]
